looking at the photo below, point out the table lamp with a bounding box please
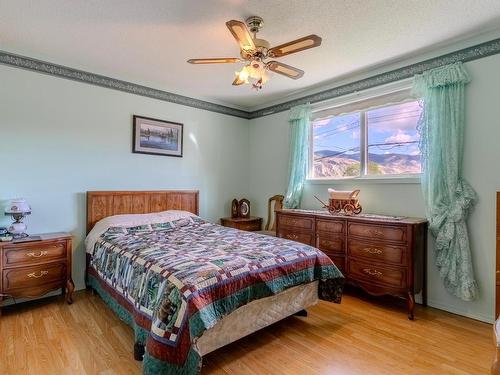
[5,198,31,238]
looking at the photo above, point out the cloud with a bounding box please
[385,130,419,143]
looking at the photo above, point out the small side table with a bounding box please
[220,217,263,232]
[0,232,74,314]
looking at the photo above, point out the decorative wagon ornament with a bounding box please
[314,189,362,216]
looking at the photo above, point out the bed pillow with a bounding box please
[85,210,196,253]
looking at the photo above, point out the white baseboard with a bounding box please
[2,290,60,307]
[427,298,494,324]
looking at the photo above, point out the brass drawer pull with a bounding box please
[363,247,383,255]
[27,250,48,258]
[27,270,49,278]
[286,233,299,240]
[362,268,382,278]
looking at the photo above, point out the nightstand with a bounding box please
[220,217,263,231]
[0,232,74,313]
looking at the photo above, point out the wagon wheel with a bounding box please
[343,203,354,216]
[353,205,362,215]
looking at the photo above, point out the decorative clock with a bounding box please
[231,199,239,218]
[238,198,250,218]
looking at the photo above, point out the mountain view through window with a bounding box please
[312,100,422,178]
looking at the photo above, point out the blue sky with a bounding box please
[313,100,422,157]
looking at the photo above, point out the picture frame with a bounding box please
[132,115,183,157]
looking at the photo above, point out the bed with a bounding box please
[85,190,344,375]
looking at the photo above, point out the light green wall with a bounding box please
[0,65,250,291]
[1,49,498,323]
[248,54,500,323]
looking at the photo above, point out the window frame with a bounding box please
[307,79,422,183]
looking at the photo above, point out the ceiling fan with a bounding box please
[187,16,322,90]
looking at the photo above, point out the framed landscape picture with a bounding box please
[133,115,183,157]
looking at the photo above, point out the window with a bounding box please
[311,90,422,179]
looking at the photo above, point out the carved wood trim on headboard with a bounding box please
[86,190,199,233]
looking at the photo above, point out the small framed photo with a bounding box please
[133,115,183,157]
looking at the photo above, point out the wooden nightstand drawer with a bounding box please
[3,241,67,267]
[220,217,262,232]
[3,262,66,294]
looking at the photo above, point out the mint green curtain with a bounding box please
[283,104,311,209]
[413,62,478,301]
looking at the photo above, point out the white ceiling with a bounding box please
[1,0,500,111]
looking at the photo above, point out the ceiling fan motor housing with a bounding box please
[240,16,269,60]
[245,16,264,34]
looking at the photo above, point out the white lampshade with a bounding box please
[5,198,31,215]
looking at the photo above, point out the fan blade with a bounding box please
[187,58,241,64]
[267,61,304,80]
[268,35,322,58]
[232,76,246,86]
[226,20,256,51]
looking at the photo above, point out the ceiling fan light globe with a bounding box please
[261,70,270,84]
[236,66,250,82]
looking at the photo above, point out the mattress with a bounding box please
[197,281,319,355]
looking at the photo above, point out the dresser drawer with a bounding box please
[329,255,345,274]
[348,223,407,243]
[347,259,407,289]
[316,234,345,255]
[278,229,314,246]
[348,239,407,265]
[316,219,344,234]
[3,241,67,267]
[3,262,67,293]
[278,215,314,231]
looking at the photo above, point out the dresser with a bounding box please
[0,233,74,313]
[276,209,427,319]
[220,216,263,231]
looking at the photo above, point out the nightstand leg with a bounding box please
[66,279,75,304]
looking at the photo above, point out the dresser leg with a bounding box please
[66,279,75,304]
[407,292,415,320]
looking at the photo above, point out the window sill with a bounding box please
[306,175,421,185]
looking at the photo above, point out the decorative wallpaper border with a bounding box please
[1,36,500,119]
[0,51,251,119]
[250,37,500,118]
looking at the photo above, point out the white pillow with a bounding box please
[85,210,196,253]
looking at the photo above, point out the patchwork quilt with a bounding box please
[86,216,344,375]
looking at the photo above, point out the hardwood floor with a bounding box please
[0,290,493,375]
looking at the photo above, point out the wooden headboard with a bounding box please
[86,190,199,233]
